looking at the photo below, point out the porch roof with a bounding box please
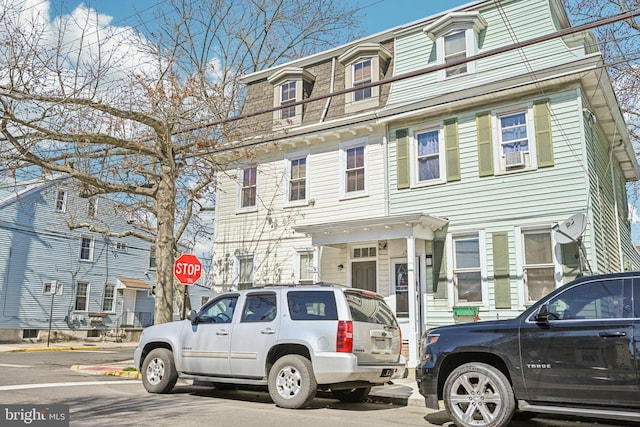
[293,212,448,246]
[116,277,151,290]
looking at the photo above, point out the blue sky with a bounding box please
[78,0,475,36]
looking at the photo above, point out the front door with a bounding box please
[352,261,376,291]
[179,294,238,376]
[122,289,136,326]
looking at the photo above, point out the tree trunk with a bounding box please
[154,162,178,324]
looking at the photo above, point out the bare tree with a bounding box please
[0,0,361,324]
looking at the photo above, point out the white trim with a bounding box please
[236,165,259,213]
[283,151,310,207]
[339,137,369,200]
[79,235,95,262]
[293,248,316,284]
[491,103,539,174]
[446,231,488,309]
[515,225,563,309]
[410,123,446,187]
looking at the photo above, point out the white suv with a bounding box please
[134,284,407,408]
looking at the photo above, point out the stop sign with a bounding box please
[174,254,202,285]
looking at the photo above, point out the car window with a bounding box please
[199,295,238,323]
[241,293,277,322]
[548,278,630,320]
[346,292,397,326]
[287,291,338,320]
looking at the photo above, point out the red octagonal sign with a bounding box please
[174,254,202,285]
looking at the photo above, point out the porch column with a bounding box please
[406,236,418,368]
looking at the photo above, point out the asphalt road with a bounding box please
[0,349,638,427]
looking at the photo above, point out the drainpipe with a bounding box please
[319,58,336,123]
[383,123,389,216]
[609,140,625,270]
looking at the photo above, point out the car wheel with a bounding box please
[141,348,178,394]
[268,355,317,409]
[443,362,515,427]
[331,386,372,403]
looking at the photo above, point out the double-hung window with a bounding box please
[239,166,257,210]
[296,250,315,284]
[499,110,529,169]
[80,236,94,262]
[102,284,115,312]
[522,230,555,303]
[75,281,89,311]
[55,190,67,212]
[452,234,483,304]
[415,128,442,183]
[286,153,308,205]
[237,255,255,290]
[353,59,372,102]
[280,81,296,120]
[341,141,367,197]
[444,31,467,77]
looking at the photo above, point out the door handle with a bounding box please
[598,331,626,338]
[216,329,229,336]
[261,328,276,335]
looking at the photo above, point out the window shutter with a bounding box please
[476,112,494,177]
[492,232,511,309]
[534,99,554,167]
[396,129,410,189]
[561,242,580,284]
[432,240,447,299]
[444,118,460,181]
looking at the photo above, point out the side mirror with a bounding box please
[187,310,199,324]
[535,304,551,324]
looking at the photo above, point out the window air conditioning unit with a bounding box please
[504,151,526,168]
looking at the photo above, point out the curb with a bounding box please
[7,345,105,352]
[71,364,142,379]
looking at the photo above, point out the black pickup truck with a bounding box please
[416,271,640,427]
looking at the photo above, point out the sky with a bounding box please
[77,0,476,36]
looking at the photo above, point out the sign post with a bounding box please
[174,254,203,319]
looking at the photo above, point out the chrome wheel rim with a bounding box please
[448,372,504,426]
[275,365,301,399]
[146,357,165,385]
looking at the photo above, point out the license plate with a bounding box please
[381,369,393,377]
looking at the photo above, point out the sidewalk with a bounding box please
[0,340,424,407]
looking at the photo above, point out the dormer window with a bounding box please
[424,11,487,80]
[268,67,315,128]
[353,59,372,101]
[338,43,392,114]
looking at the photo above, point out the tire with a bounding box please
[141,348,178,394]
[331,386,372,403]
[443,362,515,427]
[268,355,317,409]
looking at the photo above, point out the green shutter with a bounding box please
[534,99,554,167]
[561,242,580,283]
[476,112,494,177]
[432,240,447,299]
[444,118,460,182]
[396,129,410,189]
[492,232,511,309]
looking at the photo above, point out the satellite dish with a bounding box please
[553,213,587,244]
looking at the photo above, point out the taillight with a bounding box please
[336,320,353,353]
